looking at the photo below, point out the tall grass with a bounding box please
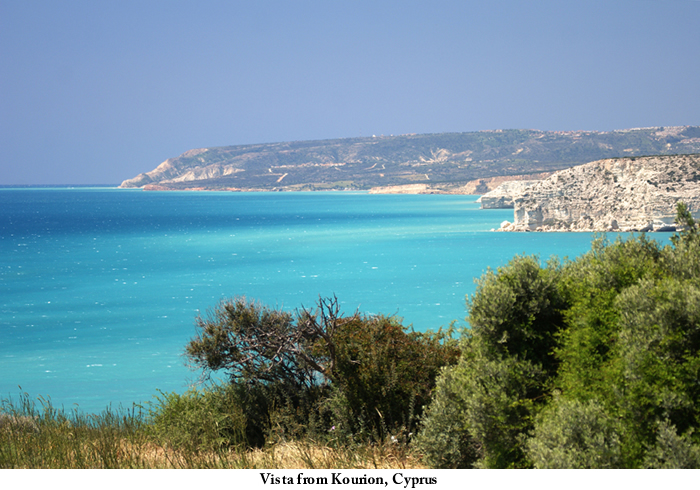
[0,391,424,469]
[0,392,150,468]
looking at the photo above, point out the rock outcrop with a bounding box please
[499,154,700,232]
[463,172,552,195]
[478,180,539,209]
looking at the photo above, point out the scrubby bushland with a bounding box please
[416,203,700,468]
[182,296,459,447]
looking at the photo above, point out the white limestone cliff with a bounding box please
[478,181,538,209]
[499,154,700,232]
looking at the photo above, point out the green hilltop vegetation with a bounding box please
[2,205,700,468]
[120,126,700,191]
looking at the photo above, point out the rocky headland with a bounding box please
[497,154,700,232]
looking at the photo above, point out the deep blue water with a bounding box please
[1,188,624,413]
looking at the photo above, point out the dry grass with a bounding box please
[110,440,426,469]
[2,423,425,469]
[237,441,425,469]
[1,393,427,469]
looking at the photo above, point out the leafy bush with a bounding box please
[327,315,459,439]
[185,297,310,389]
[526,397,622,468]
[417,255,563,468]
[183,296,459,447]
[413,362,478,468]
[467,255,565,375]
[147,385,247,452]
[644,420,700,469]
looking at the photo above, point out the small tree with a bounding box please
[185,296,353,391]
[674,201,697,235]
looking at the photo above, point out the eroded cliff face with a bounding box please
[464,172,552,195]
[119,149,211,188]
[478,180,539,209]
[499,154,700,232]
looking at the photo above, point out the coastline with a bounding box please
[127,171,554,195]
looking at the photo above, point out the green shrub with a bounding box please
[328,315,459,439]
[526,397,622,468]
[416,336,549,468]
[147,385,247,452]
[412,365,478,468]
[468,255,566,376]
[417,255,563,468]
[644,420,700,469]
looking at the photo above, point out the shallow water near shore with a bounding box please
[1,188,640,413]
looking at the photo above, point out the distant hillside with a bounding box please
[120,126,700,191]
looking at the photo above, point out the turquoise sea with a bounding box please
[1,188,619,414]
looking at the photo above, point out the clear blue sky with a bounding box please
[1,0,699,185]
